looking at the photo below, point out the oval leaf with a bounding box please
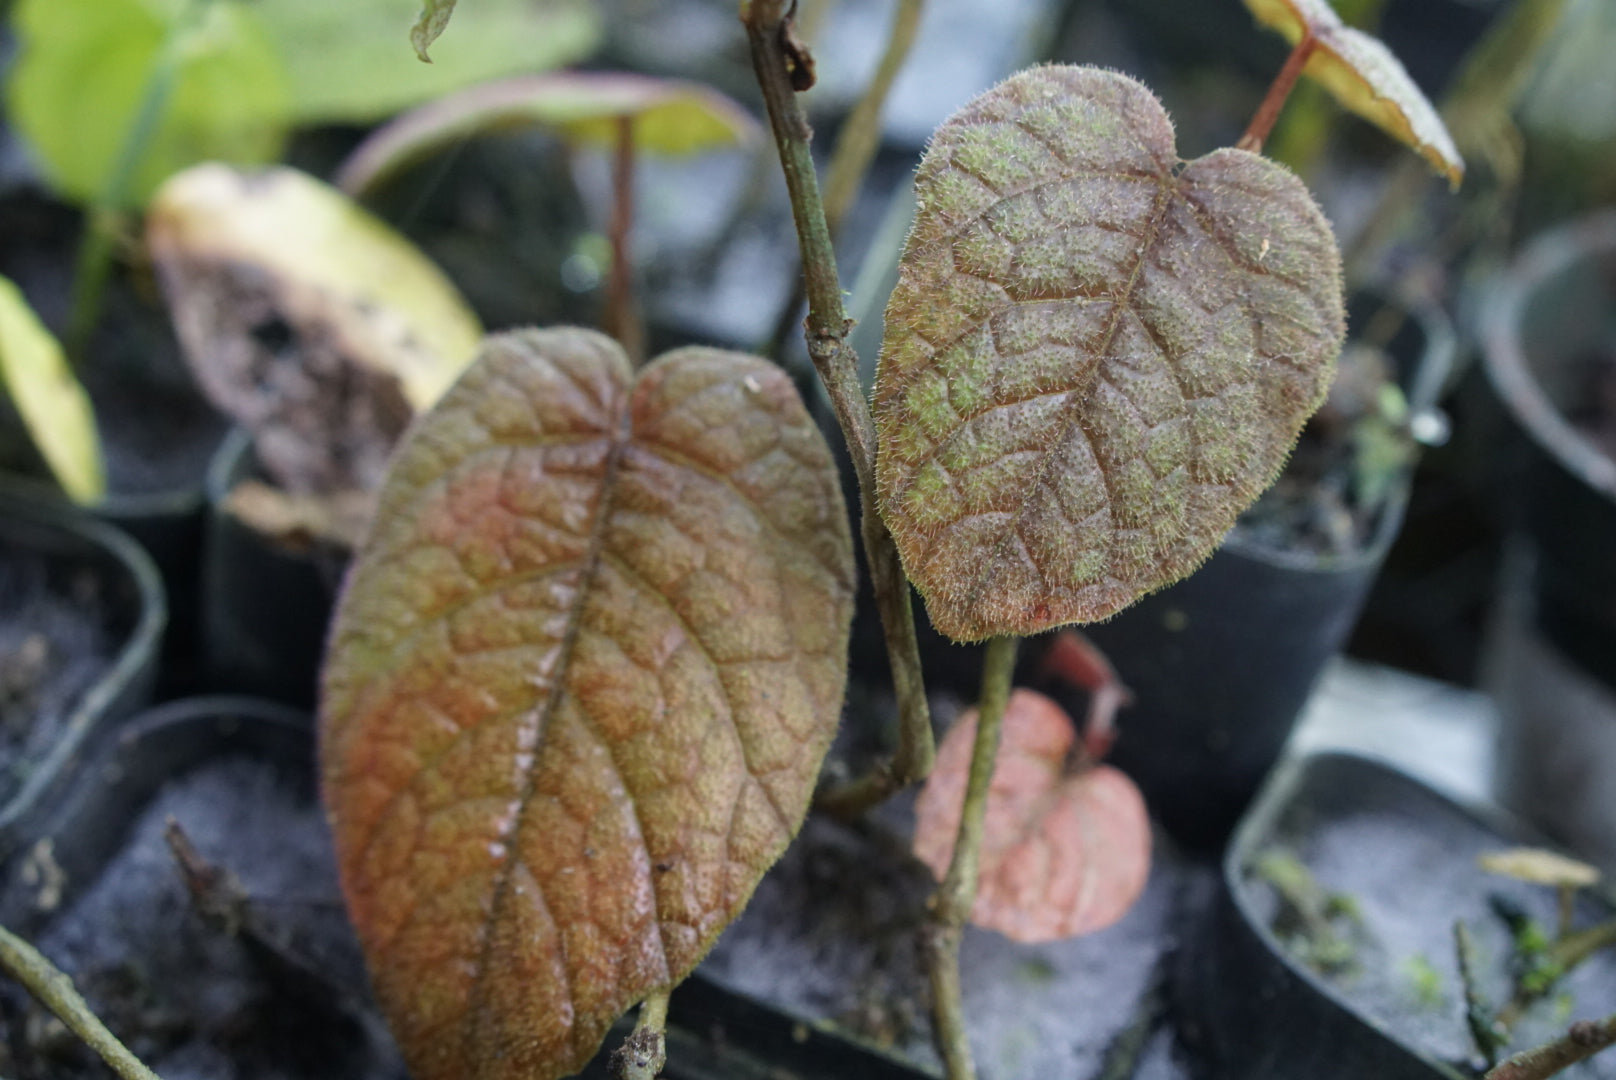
[320,328,855,1080]
[1244,0,1464,187]
[874,66,1344,641]
[913,689,1151,943]
[337,72,761,197]
[256,0,601,124]
[146,164,483,494]
[0,276,104,503]
[7,0,288,206]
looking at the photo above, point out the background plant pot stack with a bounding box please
[1483,210,1616,871]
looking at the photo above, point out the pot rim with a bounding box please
[1482,209,1616,503]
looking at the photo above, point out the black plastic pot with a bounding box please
[1191,750,1616,1080]
[1077,292,1454,852]
[0,484,165,858]
[199,428,343,708]
[1482,210,1616,694]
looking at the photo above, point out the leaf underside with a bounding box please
[320,329,854,1080]
[1244,0,1464,187]
[913,689,1151,943]
[874,66,1345,641]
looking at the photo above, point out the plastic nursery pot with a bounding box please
[1192,750,1616,1080]
[1482,210,1616,694]
[0,482,165,858]
[1077,291,1455,853]
[199,427,344,709]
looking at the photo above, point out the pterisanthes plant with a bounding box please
[307,4,1466,1080]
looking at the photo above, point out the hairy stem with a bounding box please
[742,0,933,815]
[1487,1013,1616,1080]
[1238,31,1317,154]
[610,989,671,1080]
[922,635,1018,1080]
[66,0,211,364]
[605,114,646,366]
[0,922,164,1080]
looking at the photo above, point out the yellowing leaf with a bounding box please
[7,0,289,206]
[913,689,1151,943]
[255,0,601,124]
[1244,0,1464,187]
[1478,848,1600,889]
[146,164,482,494]
[0,278,104,504]
[337,72,761,197]
[875,66,1344,641]
[320,329,855,1080]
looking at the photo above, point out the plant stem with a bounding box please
[1237,31,1317,154]
[742,0,933,816]
[1497,916,1616,1033]
[1457,919,1504,1067]
[1486,1013,1616,1080]
[609,989,670,1080]
[605,114,646,366]
[921,634,1018,1080]
[66,0,211,364]
[0,922,164,1080]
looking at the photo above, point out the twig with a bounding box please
[1237,31,1317,154]
[0,922,165,1080]
[610,989,671,1080]
[1456,919,1504,1067]
[605,114,646,366]
[741,0,933,817]
[1486,1013,1616,1080]
[920,635,1018,1080]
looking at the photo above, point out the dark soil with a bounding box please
[0,192,228,499]
[0,550,113,807]
[1567,350,1616,464]
[0,756,403,1080]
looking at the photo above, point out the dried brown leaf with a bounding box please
[1244,0,1464,187]
[320,328,854,1080]
[875,66,1344,641]
[913,689,1151,943]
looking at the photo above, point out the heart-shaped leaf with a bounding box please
[320,328,855,1080]
[1244,0,1464,187]
[874,66,1344,641]
[913,689,1151,943]
[337,72,760,197]
[147,164,483,495]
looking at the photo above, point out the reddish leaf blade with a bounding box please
[320,328,855,1080]
[913,689,1151,943]
[875,66,1345,641]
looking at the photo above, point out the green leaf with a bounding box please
[146,165,483,494]
[255,0,602,124]
[0,277,104,504]
[337,72,761,197]
[875,66,1345,641]
[411,0,458,61]
[320,328,854,1080]
[7,0,289,207]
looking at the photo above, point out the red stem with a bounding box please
[1238,31,1318,154]
[606,114,645,365]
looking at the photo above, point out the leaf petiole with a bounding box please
[1239,30,1319,154]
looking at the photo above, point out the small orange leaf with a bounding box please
[1245,0,1464,187]
[321,328,855,1080]
[1037,630,1132,761]
[913,689,1151,943]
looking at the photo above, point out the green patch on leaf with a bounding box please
[875,66,1344,641]
[7,0,289,207]
[0,277,104,504]
[320,328,854,1080]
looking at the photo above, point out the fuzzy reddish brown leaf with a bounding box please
[875,66,1345,641]
[913,689,1151,943]
[1244,0,1464,187]
[319,328,855,1080]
